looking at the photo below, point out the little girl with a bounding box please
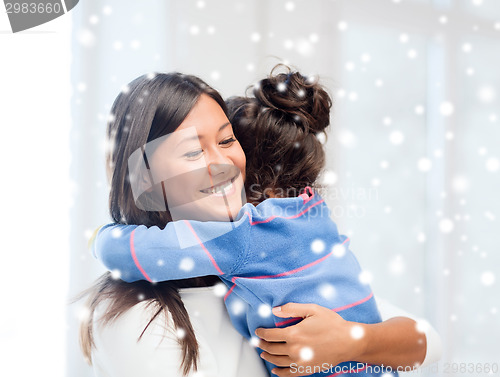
[92,68,397,377]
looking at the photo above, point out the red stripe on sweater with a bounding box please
[274,291,374,327]
[244,199,324,226]
[184,220,224,275]
[130,229,153,282]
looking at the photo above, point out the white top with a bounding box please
[91,286,441,377]
[92,285,268,377]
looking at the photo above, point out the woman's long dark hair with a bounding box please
[79,73,226,376]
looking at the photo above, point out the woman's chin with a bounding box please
[169,191,244,222]
[200,192,244,222]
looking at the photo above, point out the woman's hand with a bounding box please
[255,303,364,377]
[255,302,427,377]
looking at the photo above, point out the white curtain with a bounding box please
[67,1,500,376]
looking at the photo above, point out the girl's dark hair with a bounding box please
[227,65,332,202]
[79,72,226,376]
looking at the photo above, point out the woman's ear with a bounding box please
[140,168,154,193]
[128,147,156,197]
[133,170,167,212]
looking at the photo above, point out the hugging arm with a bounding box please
[372,296,442,368]
[254,233,440,377]
[256,301,441,377]
[91,218,250,283]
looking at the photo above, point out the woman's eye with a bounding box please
[220,137,236,146]
[183,150,203,160]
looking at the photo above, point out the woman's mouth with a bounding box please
[200,175,238,197]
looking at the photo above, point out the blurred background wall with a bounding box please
[1,0,499,376]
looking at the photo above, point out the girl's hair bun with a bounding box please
[251,65,332,134]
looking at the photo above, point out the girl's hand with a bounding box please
[255,303,364,377]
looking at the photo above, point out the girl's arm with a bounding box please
[91,217,250,283]
[256,302,441,377]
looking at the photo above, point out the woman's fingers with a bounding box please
[260,352,293,367]
[257,338,288,355]
[255,326,289,342]
[272,302,319,318]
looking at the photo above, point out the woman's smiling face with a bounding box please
[146,94,246,222]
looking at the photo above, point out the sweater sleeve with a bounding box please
[92,215,252,283]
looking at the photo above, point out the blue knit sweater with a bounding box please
[93,190,397,377]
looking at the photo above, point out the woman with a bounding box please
[79,71,440,377]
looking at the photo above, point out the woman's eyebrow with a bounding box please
[218,122,231,131]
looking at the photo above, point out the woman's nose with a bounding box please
[206,147,230,165]
[206,150,234,178]
[207,163,226,179]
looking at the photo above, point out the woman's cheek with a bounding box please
[171,157,206,177]
[233,144,247,178]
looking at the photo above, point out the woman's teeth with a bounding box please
[212,182,233,194]
[202,181,234,196]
